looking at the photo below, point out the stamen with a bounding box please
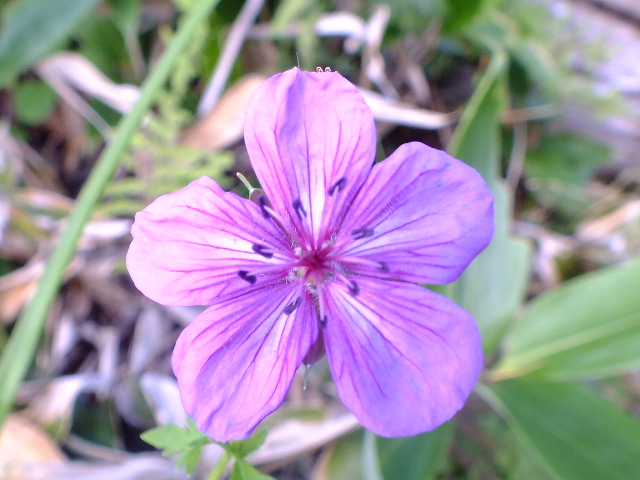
[251,243,274,259]
[283,297,303,315]
[320,316,328,328]
[292,198,307,219]
[238,270,257,284]
[328,177,347,196]
[325,253,391,275]
[263,204,311,251]
[348,280,360,296]
[351,227,374,239]
[258,195,270,219]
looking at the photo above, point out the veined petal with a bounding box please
[338,142,494,284]
[321,278,482,437]
[244,67,376,248]
[127,176,293,306]
[172,283,318,441]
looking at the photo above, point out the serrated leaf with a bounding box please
[230,458,275,480]
[0,0,101,87]
[493,258,640,381]
[140,421,211,456]
[483,380,640,480]
[224,429,268,458]
[178,445,203,475]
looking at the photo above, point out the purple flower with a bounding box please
[127,68,494,442]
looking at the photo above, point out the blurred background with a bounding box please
[0,0,639,479]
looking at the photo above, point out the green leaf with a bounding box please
[457,183,531,353]
[0,0,224,432]
[12,79,58,125]
[230,458,275,480]
[526,133,610,186]
[448,48,531,353]
[179,445,204,476]
[377,422,453,480]
[224,429,268,458]
[511,40,558,97]
[482,380,640,480]
[493,258,640,381]
[270,0,310,34]
[108,0,141,39]
[442,0,491,33]
[448,48,506,186]
[320,431,365,480]
[141,420,212,475]
[362,430,384,480]
[0,0,101,87]
[141,421,211,455]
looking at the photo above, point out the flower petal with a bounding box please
[321,277,482,437]
[127,176,293,306]
[338,142,494,284]
[172,283,318,441]
[244,67,376,248]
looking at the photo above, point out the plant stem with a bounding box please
[207,451,232,480]
[0,0,222,427]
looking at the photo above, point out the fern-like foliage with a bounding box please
[101,0,233,217]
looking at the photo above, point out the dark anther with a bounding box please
[328,177,347,196]
[351,227,374,239]
[251,243,274,259]
[283,297,303,315]
[320,316,328,328]
[238,270,257,284]
[378,261,390,273]
[258,195,270,219]
[292,198,307,219]
[348,280,360,296]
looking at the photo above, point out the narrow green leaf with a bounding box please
[362,430,384,480]
[448,47,506,187]
[0,0,101,87]
[511,40,558,97]
[457,183,531,353]
[482,380,640,480]
[270,0,309,33]
[322,431,365,480]
[230,458,275,480]
[0,0,223,429]
[377,422,453,480]
[442,0,490,33]
[108,0,141,39]
[448,48,531,353]
[493,258,640,381]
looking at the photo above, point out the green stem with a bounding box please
[0,0,222,427]
[207,451,232,480]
